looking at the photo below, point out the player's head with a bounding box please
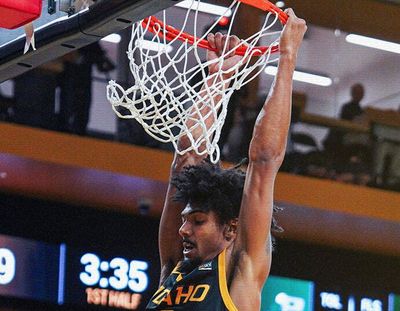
[351,83,365,102]
[172,160,244,222]
[172,160,281,263]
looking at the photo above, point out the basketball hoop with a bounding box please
[107,0,287,163]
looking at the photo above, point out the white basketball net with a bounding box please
[107,0,283,163]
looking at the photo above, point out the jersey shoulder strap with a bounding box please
[217,249,238,311]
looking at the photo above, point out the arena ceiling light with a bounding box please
[346,34,400,54]
[265,66,333,87]
[175,0,232,17]
[101,34,121,44]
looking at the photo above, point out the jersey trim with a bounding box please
[218,249,238,311]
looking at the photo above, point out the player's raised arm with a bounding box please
[157,33,243,283]
[234,8,307,284]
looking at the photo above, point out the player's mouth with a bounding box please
[182,240,196,256]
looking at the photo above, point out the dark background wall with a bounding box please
[0,192,399,310]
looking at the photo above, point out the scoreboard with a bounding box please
[65,248,154,309]
[0,233,399,311]
[262,275,399,311]
[0,233,157,310]
[0,235,59,302]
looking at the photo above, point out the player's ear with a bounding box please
[224,218,238,241]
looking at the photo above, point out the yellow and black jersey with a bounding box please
[146,249,237,311]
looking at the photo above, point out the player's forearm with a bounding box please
[249,54,296,164]
[176,72,230,161]
[176,33,241,160]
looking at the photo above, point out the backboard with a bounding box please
[0,0,178,82]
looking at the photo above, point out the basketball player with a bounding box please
[146,9,307,311]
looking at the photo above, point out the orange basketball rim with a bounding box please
[142,0,288,56]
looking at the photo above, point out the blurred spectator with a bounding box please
[222,94,262,162]
[323,83,366,151]
[318,83,372,186]
[11,42,114,134]
[374,140,400,189]
[303,151,331,179]
[13,63,62,130]
[333,148,372,186]
[219,86,248,158]
[0,88,14,121]
[340,83,365,121]
[365,107,400,189]
[58,42,115,135]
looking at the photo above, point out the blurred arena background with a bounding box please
[0,0,399,310]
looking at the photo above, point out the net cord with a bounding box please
[107,0,282,163]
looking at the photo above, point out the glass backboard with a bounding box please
[0,0,178,82]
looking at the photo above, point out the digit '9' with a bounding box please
[0,248,16,285]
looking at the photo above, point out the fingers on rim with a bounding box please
[230,35,240,47]
[207,33,216,49]
[215,32,223,53]
[284,8,295,17]
[210,33,241,55]
[228,36,240,56]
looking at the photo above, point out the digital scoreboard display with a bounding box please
[0,235,60,303]
[0,233,159,310]
[64,248,157,310]
[261,276,399,311]
[0,233,399,311]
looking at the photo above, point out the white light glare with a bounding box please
[175,0,232,17]
[265,66,332,87]
[346,34,400,54]
[275,1,285,8]
[136,39,174,53]
[101,34,121,44]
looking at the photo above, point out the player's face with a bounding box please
[179,204,227,264]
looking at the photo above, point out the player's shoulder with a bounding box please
[227,247,271,287]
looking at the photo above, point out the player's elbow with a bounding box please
[248,145,285,167]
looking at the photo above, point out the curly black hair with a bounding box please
[171,159,283,234]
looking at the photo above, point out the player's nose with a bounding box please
[178,221,192,237]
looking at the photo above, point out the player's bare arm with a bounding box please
[157,33,244,284]
[229,8,307,308]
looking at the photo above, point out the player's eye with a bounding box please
[194,219,205,225]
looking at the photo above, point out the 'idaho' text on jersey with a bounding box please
[146,249,237,311]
